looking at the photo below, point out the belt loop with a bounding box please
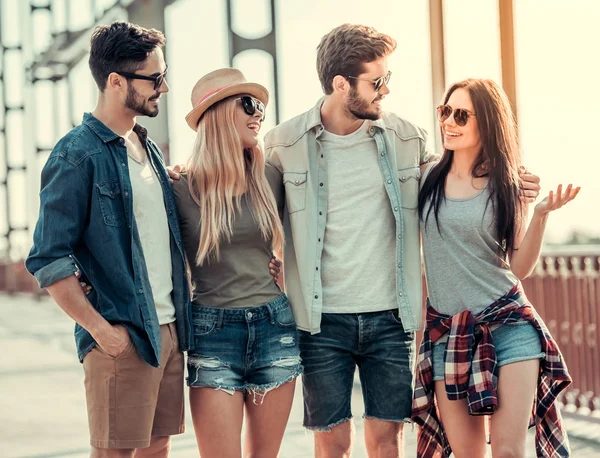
[216,309,224,330]
[266,303,275,324]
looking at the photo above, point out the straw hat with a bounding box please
[185,68,269,131]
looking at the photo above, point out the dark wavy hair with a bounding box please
[418,78,523,256]
[89,21,165,91]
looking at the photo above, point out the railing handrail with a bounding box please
[541,245,600,256]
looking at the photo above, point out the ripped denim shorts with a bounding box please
[186,294,303,397]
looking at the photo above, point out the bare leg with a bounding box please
[434,381,487,458]
[134,436,170,458]
[243,380,297,458]
[490,359,539,458]
[313,420,354,458]
[90,448,134,458]
[364,418,404,458]
[189,387,244,458]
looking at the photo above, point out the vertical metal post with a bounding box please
[499,0,518,123]
[429,0,446,154]
[226,0,280,125]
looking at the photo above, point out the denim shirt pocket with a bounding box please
[95,180,126,227]
[398,166,420,210]
[283,171,308,213]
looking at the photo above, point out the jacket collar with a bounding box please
[82,113,148,144]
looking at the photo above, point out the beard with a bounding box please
[125,85,159,117]
[345,86,383,121]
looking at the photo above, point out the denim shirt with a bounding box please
[265,98,437,334]
[26,113,192,367]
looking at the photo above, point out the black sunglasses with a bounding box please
[437,104,476,127]
[236,96,266,122]
[116,66,168,91]
[347,71,392,92]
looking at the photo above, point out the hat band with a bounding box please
[195,83,236,107]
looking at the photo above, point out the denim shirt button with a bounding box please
[119,138,125,146]
[124,192,129,197]
[138,288,143,294]
[394,207,398,212]
[387,179,392,184]
[380,152,385,156]
[399,292,404,297]
[121,162,126,167]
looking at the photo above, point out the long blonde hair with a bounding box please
[187,97,283,265]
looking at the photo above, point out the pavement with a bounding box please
[1,293,599,457]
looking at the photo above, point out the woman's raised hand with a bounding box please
[534,184,581,216]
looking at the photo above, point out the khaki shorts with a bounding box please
[83,322,184,449]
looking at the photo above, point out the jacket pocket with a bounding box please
[283,171,307,214]
[398,166,420,210]
[96,181,126,227]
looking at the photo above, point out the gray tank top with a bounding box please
[420,164,522,316]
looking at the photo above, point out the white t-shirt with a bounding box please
[320,121,397,313]
[128,155,176,325]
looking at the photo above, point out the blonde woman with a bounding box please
[172,68,302,458]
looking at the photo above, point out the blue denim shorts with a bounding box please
[186,294,302,394]
[298,311,415,431]
[432,321,545,381]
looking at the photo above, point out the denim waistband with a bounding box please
[191,294,290,323]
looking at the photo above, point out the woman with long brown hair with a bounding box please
[172,68,301,458]
[412,78,579,458]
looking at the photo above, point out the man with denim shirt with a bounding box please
[264,24,432,458]
[26,22,191,457]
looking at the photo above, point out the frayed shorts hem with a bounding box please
[188,369,302,395]
[304,416,352,432]
[363,414,412,423]
[432,353,545,381]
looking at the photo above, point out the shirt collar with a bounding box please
[82,113,148,144]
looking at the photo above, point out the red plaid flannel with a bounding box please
[411,284,572,457]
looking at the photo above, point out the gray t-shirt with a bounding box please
[172,174,281,309]
[318,121,397,313]
[420,164,523,316]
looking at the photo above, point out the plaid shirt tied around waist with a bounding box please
[411,284,572,457]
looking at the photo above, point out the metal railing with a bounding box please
[521,248,600,421]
